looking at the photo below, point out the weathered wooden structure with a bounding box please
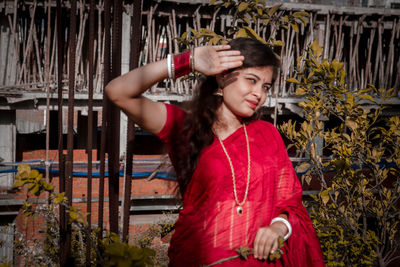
[1,0,400,98]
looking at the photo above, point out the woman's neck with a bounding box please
[213,105,242,140]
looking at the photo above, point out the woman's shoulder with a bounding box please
[251,120,283,143]
[156,103,186,141]
[251,120,276,131]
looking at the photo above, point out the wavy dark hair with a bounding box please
[173,38,280,198]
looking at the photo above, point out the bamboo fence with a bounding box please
[0,0,399,96]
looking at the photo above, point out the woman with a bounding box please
[106,38,325,266]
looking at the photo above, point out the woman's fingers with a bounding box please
[219,55,244,63]
[253,227,281,260]
[220,60,243,70]
[193,45,244,75]
[213,44,231,51]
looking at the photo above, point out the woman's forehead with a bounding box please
[236,66,274,80]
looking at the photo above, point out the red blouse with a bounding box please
[157,104,325,267]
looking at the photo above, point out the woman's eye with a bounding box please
[248,78,256,83]
[263,85,271,91]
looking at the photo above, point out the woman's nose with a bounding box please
[251,85,262,99]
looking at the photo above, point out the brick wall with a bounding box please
[14,149,178,250]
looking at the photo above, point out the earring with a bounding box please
[213,88,223,96]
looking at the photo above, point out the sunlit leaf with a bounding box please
[296,162,311,173]
[238,2,249,12]
[286,77,300,84]
[244,26,266,43]
[267,4,282,17]
[320,189,330,205]
[296,87,306,95]
[310,40,322,58]
[13,179,26,188]
[359,94,374,103]
[290,22,299,33]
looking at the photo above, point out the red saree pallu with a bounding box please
[157,104,325,267]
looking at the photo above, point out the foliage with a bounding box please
[279,40,400,266]
[131,213,177,266]
[202,237,284,266]
[13,164,156,267]
[177,0,309,48]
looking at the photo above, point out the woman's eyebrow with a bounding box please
[245,72,272,85]
[244,73,261,80]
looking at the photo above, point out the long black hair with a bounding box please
[173,38,280,198]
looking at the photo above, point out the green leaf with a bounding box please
[296,87,306,95]
[310,40,322,58]
[29,184,40,196]
[290,22,299,33]
[69,211,79,222]
[286,77,300,84]
[292,11,310,18]
[359,94,374,103]
[30,169,40,179]
[235,28,248,38]
[292,11,310,24]
[320,189,330,205]
[296,162,311,173]
[238,2,249,12]
[243,17,251,25]
[235,246,251,260]
[43,182,54,191]
[244,26,266,43]
[181,31,188,39]
[345,120,357,131]
[105,242,125,257]
[268,4,282,17]
[54,192,66,204]
[271,40,284,46]
[331,59,344,73]
[18,164,31,174]
[13,179,26,188]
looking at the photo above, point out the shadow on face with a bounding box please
[222,71,240,89]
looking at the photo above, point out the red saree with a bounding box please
[157,104,325,267]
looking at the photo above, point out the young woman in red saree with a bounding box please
[106,38,325,266]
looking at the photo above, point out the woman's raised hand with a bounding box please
[194,45,244,76]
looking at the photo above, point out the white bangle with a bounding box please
[270,217,292,241]
[171,54,175,80]
[167,54,172,79]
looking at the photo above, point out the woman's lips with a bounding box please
[246,100,258,109]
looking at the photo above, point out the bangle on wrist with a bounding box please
[174,50,191,79]
[167,54,172,79]
[171,54,175,80]
[190,46,195,73]
[270,217,292,241]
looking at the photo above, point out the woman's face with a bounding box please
[219,66,274,118]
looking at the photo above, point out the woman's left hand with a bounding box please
[253,221,287,260]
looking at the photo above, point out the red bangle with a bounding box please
[174,50,191,79]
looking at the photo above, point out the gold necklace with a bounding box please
[217,124,250,215]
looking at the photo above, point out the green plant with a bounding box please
[280,40,400,266]
[177,0,309,47]
[131,213,177,266]
[13,164,156,267]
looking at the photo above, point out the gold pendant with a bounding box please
[237,206,243,215]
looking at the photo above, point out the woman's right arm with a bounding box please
[105,59,169,135]
[105,45,244,135]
